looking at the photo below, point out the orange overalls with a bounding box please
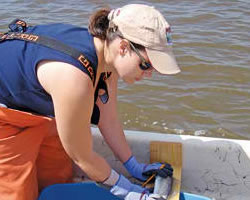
[0,107,73,200]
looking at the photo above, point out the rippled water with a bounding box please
[1,0,249,139]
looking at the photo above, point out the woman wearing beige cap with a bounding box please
[0,4,179,200]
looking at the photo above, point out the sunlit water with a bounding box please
[1,0,249,139]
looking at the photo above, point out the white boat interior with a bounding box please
[73,127,250,200]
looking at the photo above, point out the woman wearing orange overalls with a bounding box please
[0,4,179,200]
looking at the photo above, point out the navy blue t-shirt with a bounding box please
[0,23,98,117]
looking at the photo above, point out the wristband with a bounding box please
[102,169,119,186]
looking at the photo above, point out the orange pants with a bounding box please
[0,107,73,200]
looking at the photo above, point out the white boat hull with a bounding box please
[74,128,250,200]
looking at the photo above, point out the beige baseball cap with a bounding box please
[108,4,180,75]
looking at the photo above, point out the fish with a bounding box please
[125,175,173,200]
[152,175,173,199]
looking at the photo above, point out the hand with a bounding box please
[125,192,166,200]
[125,192,152,200]
[110,174,149,199]
[123,156,173,182]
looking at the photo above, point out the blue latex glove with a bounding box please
[110,174,148,199]
[123,156,173,182]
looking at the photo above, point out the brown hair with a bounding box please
[88,8,111,40]
[88,8,144,50]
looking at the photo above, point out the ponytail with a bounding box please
[88,7,145,49]
[88,8,111,40]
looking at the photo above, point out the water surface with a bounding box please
[1,0,249,139]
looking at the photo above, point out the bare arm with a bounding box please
[37,61,110,182]
[97,73,132,163]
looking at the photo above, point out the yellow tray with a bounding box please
[150,141,182,200]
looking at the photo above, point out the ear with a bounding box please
[119,39,130,56]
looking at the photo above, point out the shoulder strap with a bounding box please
[0,19,96,86]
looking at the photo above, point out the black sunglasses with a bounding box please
[128,41,153,71]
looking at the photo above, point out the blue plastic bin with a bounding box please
[38,182,119,200]
[180,192,212,200]
[38,182,212,200]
